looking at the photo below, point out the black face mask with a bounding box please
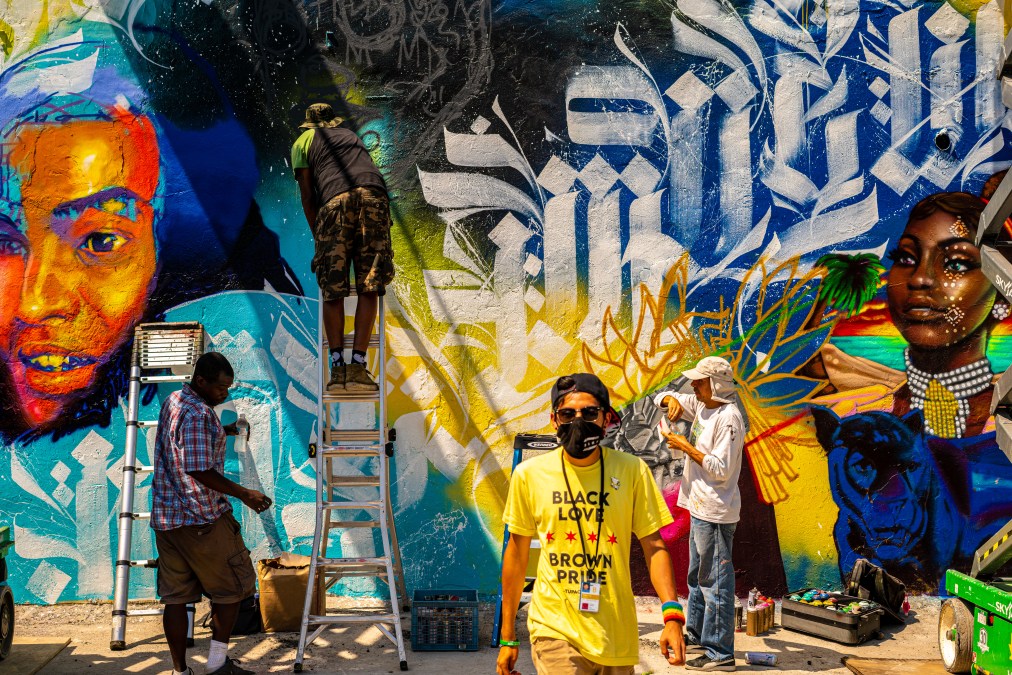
[556,418,603,460]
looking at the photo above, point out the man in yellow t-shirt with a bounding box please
[497,373,686,675]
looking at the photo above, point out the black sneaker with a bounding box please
[685,641,707,654]
[207,658,254,675]
[685,654,736,671]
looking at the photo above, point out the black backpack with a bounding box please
[845,558,906,624]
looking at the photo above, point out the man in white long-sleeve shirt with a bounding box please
[655,356,744,672]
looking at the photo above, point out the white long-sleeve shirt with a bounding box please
[654,391,744,524]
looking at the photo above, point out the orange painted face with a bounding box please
[0,114,159,427]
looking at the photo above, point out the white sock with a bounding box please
[173,670,188,675]
[205,639,228,672]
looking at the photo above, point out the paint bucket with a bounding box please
[745,651,778,666]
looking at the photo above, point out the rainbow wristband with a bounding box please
[662,601,685,624]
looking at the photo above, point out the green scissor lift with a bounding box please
[940,536,1012,674]
[0,526,14,660]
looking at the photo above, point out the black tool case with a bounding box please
[781,589,884,645]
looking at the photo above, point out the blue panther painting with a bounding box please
[811,407,962,592]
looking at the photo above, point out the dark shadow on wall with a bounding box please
[302,0,495,190]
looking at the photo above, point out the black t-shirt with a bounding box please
[291,127,386,205]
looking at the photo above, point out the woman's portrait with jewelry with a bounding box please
[804,188,1012,592]
[884,192,1002,439]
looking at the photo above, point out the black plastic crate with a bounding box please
[410,589,479,651]
[782,588,883,645]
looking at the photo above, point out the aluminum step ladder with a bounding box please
[294,295,408,672]
[490,433,559,647]
[110,322,204,650]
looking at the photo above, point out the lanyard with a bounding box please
[560,447,605,571]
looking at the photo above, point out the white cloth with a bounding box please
[654,391,744,524]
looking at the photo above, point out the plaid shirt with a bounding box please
[151,384,231,530]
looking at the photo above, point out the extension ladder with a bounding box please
[490,433,560,647]
[294,295,408,672]
[110,322,204,650]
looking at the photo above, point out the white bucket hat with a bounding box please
[681,356,736,404]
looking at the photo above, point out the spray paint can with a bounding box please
[745,652,778,666]
[747,587,758,610]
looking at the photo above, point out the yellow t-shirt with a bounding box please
[502,447,674,666]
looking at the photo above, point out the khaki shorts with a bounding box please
[312,186,395,301]
[532,638,634,675]
[154,511,256,605]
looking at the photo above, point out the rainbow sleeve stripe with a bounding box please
[662,601,685,624]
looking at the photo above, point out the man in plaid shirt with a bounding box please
[152,352,270,675]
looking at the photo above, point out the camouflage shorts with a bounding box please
[312,186,395,300]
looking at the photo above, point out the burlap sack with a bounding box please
[257,552,325,632]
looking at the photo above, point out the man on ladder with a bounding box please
[152,352,271,675]
[292,102,395,391]
[291,102,407,672]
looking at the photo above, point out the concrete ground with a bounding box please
[10,596,943,674]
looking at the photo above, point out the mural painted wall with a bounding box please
[1,0,1011,603]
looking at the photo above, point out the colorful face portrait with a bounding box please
[887,207,996,352]
[0,109,160,427]
[0,40,303,442]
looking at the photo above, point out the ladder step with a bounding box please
[323,390,381,403]
[126,608,164,617]
[131,512,151,520]
[138,374,191,384]
[326,476,381,487]
[319,570,390,580]
[322,500,382,510]
[327,521,381,529]
[307,614,398,625]
[137,420,159,428]
[322,332,381,349]
[322,446,384,457]
[329,429,383,442]
[317,556,389,567]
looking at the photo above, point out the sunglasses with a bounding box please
[554,406,603,423]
